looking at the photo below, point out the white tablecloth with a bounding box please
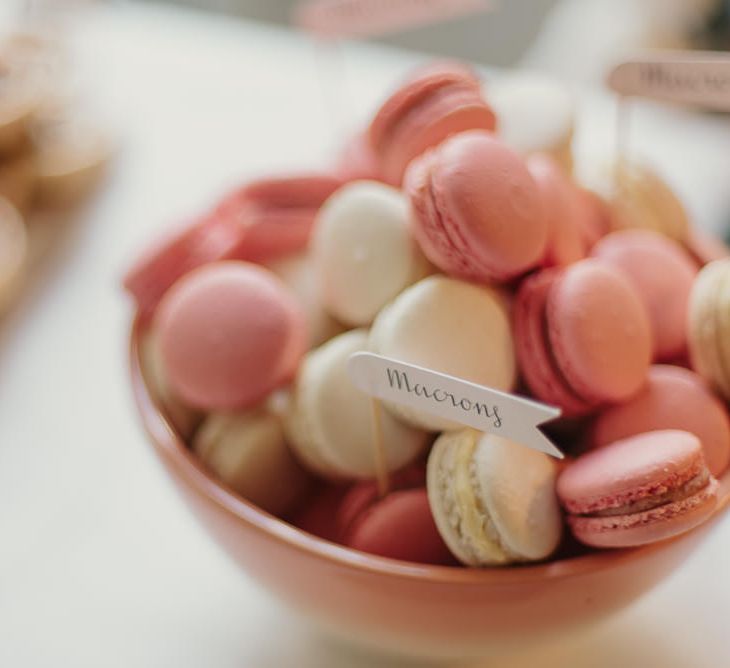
[1,4,729,666]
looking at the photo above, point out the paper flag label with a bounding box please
[348,352,563,458]
[608,52,730,111]
[295,0,493,39]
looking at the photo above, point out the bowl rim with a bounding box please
[129,316,730,585]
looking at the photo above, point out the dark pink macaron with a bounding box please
[212,173,343,261]
[513,259,652,416]
[558,430,719,548]
[591,364,730,477]
[368,63,496,185]
[340,487,455,565]
[405,130,548,283]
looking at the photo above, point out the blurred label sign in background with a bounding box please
[295,0,494,38]
[608,52,730,111]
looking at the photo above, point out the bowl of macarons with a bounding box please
[125,62,730,658]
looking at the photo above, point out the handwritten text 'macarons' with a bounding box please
[386,368,502,428]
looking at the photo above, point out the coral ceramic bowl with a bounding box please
[129,319,730,659]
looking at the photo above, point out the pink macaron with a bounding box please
[591,364,730,477]
[513,259,652,416]
[155,261,306,411]
[334,131,383,183]
[212,173,343,261]
[368,63,496,185]
[527,153,586,267]
[123,214,248,320]
[558,430,719,548]
[405,130,548,282]
[591,230,698,360]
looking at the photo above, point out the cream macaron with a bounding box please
[369,275,516,431]
[139,332,202,440]
[312,180,428,327]
[0,196,27,313]
[427,429,562,566]
[266,251,344,349]
[285,329,428,480]
[488,71,575,173]
[193,410,310,517]
[581,160,689,243]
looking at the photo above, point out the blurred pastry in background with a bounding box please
[0,196,27,314]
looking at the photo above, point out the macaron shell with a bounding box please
[568,476,718,548]
[427,430,509,565]
[285,330,428,479]
[123,214,248,319]
[417,131,547,281]
[344,488,455,565]
[473,434,562,561]
[591,230,697,360]
[714,262,730,399]
[684,226,730,267]
[369,275,516,431]
[547,259,652,404]
[265,252,344,348]
[213,174,343,262]
[513,269,595,415]
[557,430,705,515]
[591,365,730,477]
[381,84,496,185]
[139,331,201,440]
[155,261,306,410]
[193,411,311,517]
[527,154,586,267]
[610,162,689,242]
[688,259,730,399]
[312,180,427,326]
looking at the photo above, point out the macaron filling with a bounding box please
[562,457,706,516]
[588,469,710,518]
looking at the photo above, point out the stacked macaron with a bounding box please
[126,60,729,568]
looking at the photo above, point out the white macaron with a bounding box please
[284,329,428,480]
[312,180,428,326]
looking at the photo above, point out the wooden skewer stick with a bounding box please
[370,397,390,498]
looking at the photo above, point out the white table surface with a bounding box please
[1,4,729,666]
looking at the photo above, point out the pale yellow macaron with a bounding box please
[488,71,575,174]
[581,160,689,243]
[193,410,310,517]
[688,258,730,401]
[427,429,562,566]
[139,332,202,440]
[0,196,27,313]
[284,329,428,480]
[369,275,516,431]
